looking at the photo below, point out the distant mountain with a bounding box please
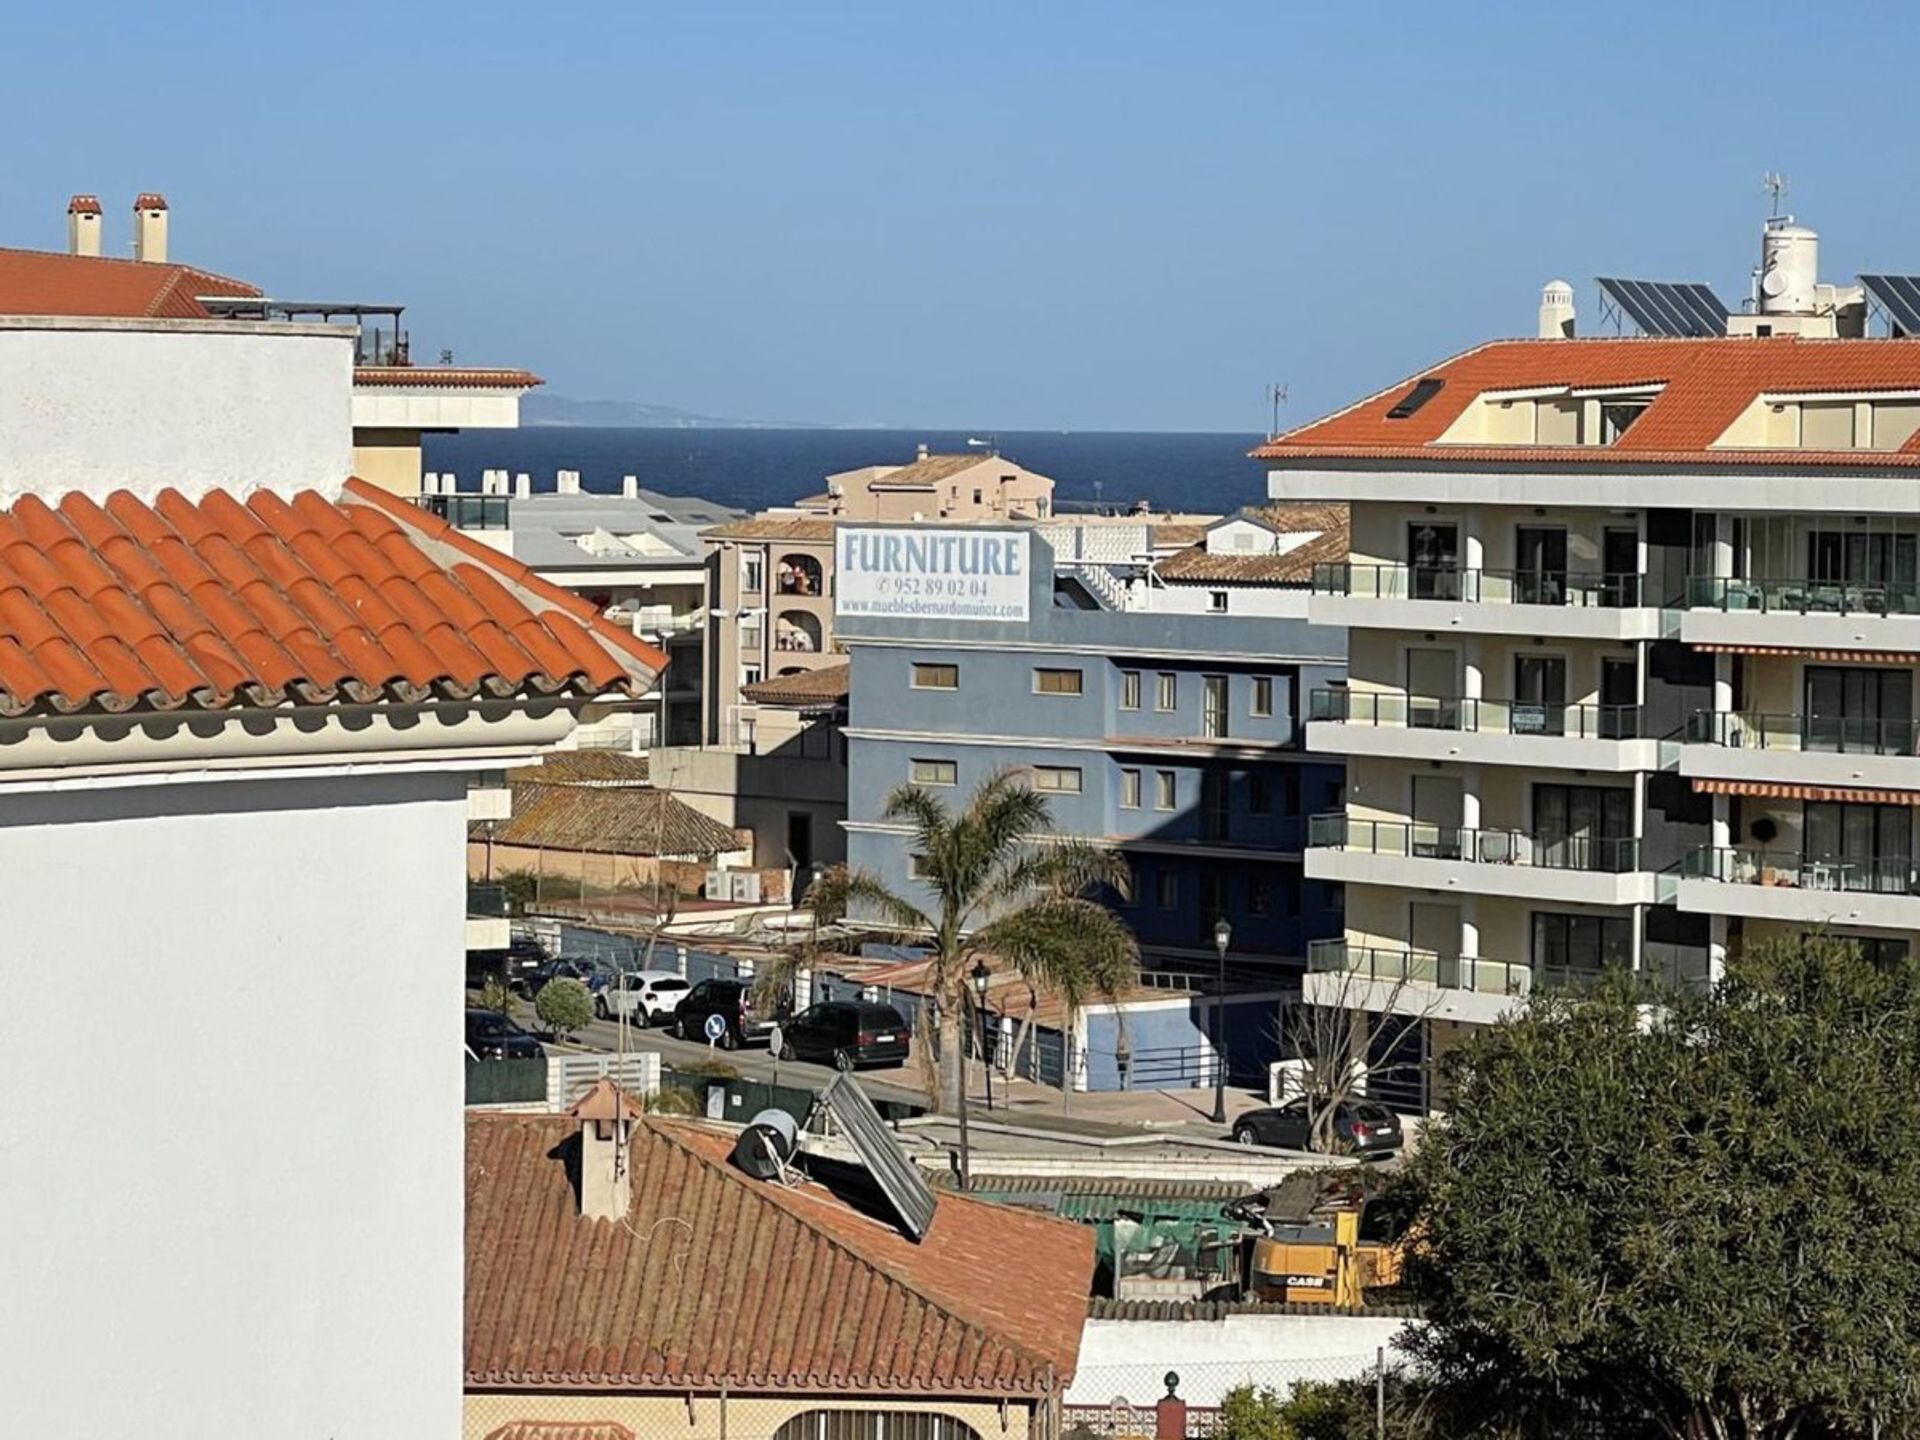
[522,393,828,429]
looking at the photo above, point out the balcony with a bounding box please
[1675,846,1920,929]
[1308,564,1659,640]
[417,493,510,531]
[1307,689,1654,771]
[1304,813,1651,906]
[1678,575,1920,653]
[466,882,510,951]
[1680,710,1920,791]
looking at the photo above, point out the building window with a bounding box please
[1032,765,1083,794]
[1120,768,1142,808]
[1157,871,1179,910]
[911,662,959,690]
[1248,773,1271,814]
[908,853,930,879]
[1120,865,1140,907]
[1202,674,1228,739]
[1251,676,1274,717]
[1120,670,1142,710]
[1327,882,1345,914]
[1208,590,1228,613]
[742,554,764,593]
[1156,672,1177,711]
[772,1410,985,1440]
[1034,667,1084,696]
[1155,769,1177,810]
[1249,877,1271,915]
[911,758,958,786]
[973,488,983,504]
[743,664,762,688]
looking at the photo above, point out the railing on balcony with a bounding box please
[417,493,510,531]
[1307,813,1640,873]
[1310,939,1713,997]
[1312,563,1644,608]
[1311,689,1642,739]
[1683,575,1920,616]
[1685,709,1920,756]
[1682,847,1920,896]
[467,883,509,918]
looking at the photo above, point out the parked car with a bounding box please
[465,1008,544,1061]
[1231,1097,1403,1158]
[469,936,547,992]
[670,977,777,1048]
[524,957,616,1002]
[776,1000,910,1070]
[600,969,693,1026]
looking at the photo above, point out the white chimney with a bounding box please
[66,195,102,257]
[132,193,168,264]
[482,469,508,496]
[1538,279,1576,339]
[514,471,531,499]
[915,442,929,461]
[569,1078,641,1222]
[621,474,639,499]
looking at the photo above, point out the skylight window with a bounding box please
[1386,377,1444,419]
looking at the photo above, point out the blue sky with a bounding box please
[9,2,1919,431]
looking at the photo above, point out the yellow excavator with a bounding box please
[1223,1188,1414,1306]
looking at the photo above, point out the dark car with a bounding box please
[523,957,615,1002]
[777,1001,910,1070]
[1231,1096,1403,1158]
[469,937,547,992]
[465,1008,544,1061]
[670,977,777,1049]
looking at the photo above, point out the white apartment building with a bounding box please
[1263,218,1920,1107]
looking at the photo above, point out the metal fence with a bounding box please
[1066,1352,1404,1434]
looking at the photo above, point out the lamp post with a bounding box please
[970,959,993,1113]
[1211,916,1232,1124]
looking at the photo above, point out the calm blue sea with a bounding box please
[423,428,1270,516]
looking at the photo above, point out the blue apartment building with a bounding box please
[834,524,1347,977]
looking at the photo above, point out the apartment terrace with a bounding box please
[1308,688,1655,771]
[1305,814,1653,906]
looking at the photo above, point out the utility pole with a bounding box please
[1267,382,1289,439]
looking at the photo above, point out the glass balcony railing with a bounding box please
[418,493,510,531]
[1312,564,1644,608]
[1685,710,1920,756]
[1311,689,1642,739]
[1683,575,1920,616]
[1682,847,1920,897]
[467,883,509,918]
[1307,813,1640,873]
[1309,939,1713,997]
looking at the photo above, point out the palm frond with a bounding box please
[975,836,1130,916]
[969,896,1140,1010]
[807,863,932,939]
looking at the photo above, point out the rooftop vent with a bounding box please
[1386,378,1444,420]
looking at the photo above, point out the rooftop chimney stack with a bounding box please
[1538,279,1576,339]
[569,1078,642,1222]
[66,195,102,257]
[132,193,168,263]
[621,474,639,499]
[916,442,930,461]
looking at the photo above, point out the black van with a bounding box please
[777,1001,911,1070]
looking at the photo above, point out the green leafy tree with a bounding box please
[810,768,1138,1113]
[1216,1384,1289,1440]
[1404,934,1920,1440]
[478,976,519,1022]
[533,976,593,1042]
[496,869,539,914]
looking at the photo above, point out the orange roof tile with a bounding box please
[465,1114,1093,1395]
[354,366,544,390]
[1253,337,1920,468]
[0,477,663,717]
[0,246,260,320]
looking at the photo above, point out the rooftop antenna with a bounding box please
[1267,383,1289,439]
[1763,171,1789,220]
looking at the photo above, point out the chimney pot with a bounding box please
[514,472,531,499]
[622,474,639,499]
[66,195,103,258]
[569,1078,641,1222]
[132,193,169,263]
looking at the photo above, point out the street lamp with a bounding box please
[970,959,993,1112]
[1210,916,1232,1124]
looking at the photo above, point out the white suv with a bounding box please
[602,969,693,1027]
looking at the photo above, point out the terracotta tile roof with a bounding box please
[510,750,651,784]
[0,246,261,320]
[0,477,664,718]
[740,662,850,707]
[483,1425,634,1440]
[1154,504,1349,585]
[867,453,988,489]
[701,515,838,543]
[354,366,544,390]
[479,764,742,858]
[67,195,102,216]
[133,193,168,211]
[464,1114,1094,1394]
[1150,523,1207,549]
[1252,337,1920,468]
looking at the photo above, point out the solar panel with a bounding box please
[1386,377,1444,419]
[1859,275,1920,337]
[823,1072,937,1241]
[1596,278,1731,338]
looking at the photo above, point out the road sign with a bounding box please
[703,1012,727,1046]
[768,1023,784,1059]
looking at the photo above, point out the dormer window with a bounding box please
[1601,402,1647,443]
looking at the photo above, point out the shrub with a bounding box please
[496,869,539,914]
[647,1085,704,1117]
[534,977,593,1041]
[1215,1384,1287,1440]
[478,977,518,1020]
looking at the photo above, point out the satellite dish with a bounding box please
[731,1107,800,1180]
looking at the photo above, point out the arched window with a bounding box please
[770,1411,983,1440]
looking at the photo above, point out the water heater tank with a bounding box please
[1758,221,1820,315]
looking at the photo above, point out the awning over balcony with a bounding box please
[1692,643,1920,664]
[1692,777,1920,806]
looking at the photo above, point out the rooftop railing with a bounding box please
[1312,564,1644,608]
[1307,813,1640,874]
[418,493,510,531]
[1685,710,1920,756]
[1683,575,1920,616]
[1311,689,1643,739]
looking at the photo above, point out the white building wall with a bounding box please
[0,769,469,1440]
[1069,1314,1415,1406]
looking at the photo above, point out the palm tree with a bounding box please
[810,768,1139,1114]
